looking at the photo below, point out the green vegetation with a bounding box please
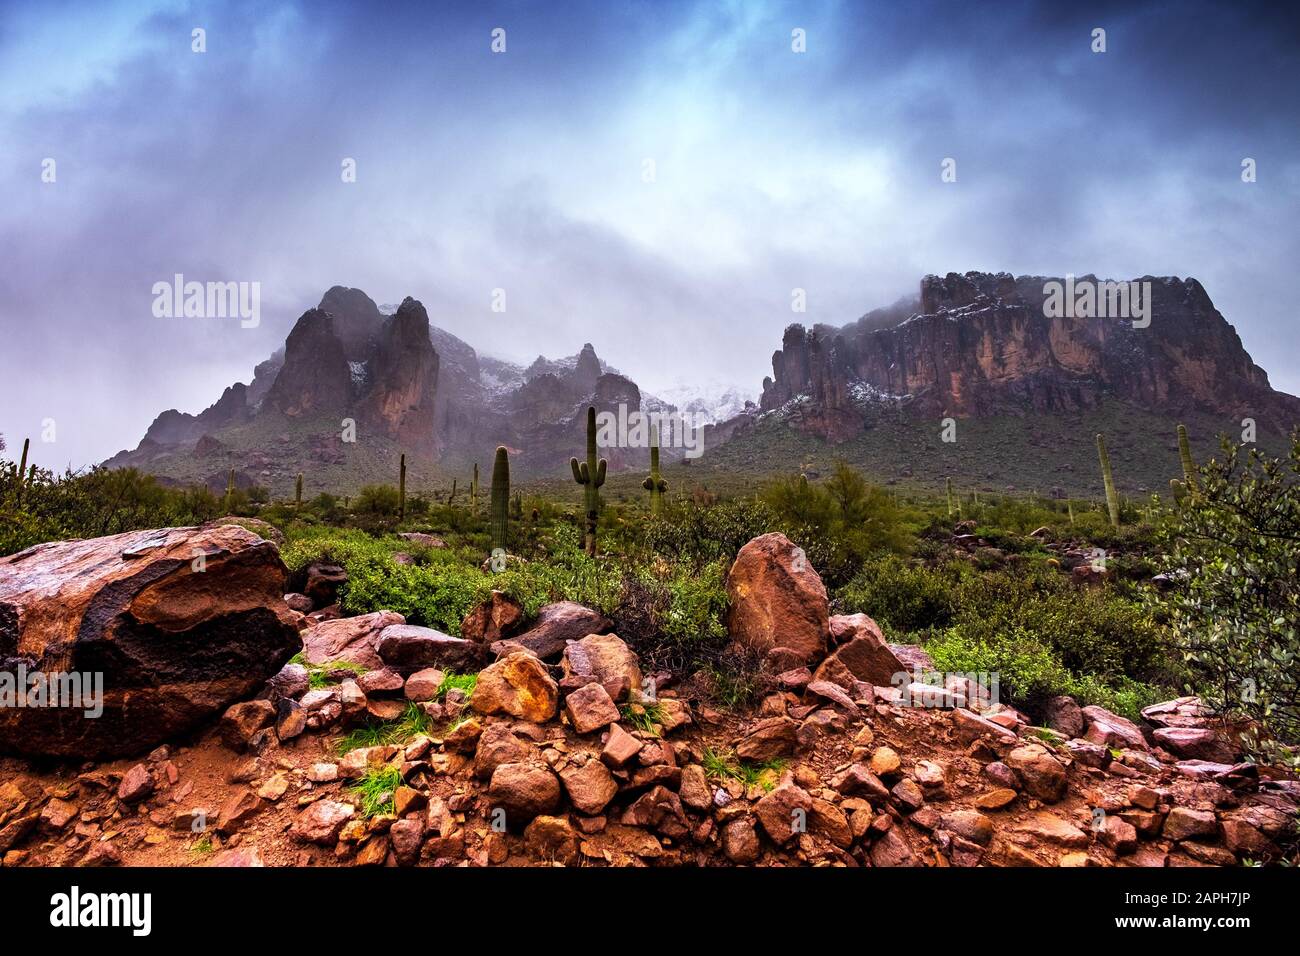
[490,445,510,553]
[570,405,607,555]
[349,764,403,818]
[701,747,786,791]
[4,426,1295,766]
[619,701,664,735]
[1156,432,1300,767]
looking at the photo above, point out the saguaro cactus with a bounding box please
[399,453,407,521]
[15,438,29,506]
[225,468,236,514]
[449,478,458,505]
[945,477,954,517]
[1176,424,1197,492]
[1096,433,1120,528]
[570,405,607,555]
[491,446,510,552]
[1067,500,1075,525]
[511,491,523,521]
[295,472,303,508]
[642,425,668,515]
[471,463,479,511]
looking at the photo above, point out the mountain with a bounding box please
[103,274,1300,496]
[757,272,1299,442]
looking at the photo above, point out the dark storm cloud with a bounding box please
[1,0,1296,468]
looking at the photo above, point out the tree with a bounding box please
[1157,432,1300,767]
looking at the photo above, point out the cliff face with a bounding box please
[761,272,1296,441]
[263,309,353,418]
[360,298,440,452]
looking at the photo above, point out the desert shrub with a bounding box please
[835,557,963,636]
[762,462,908,586]
[1156,433,1300,766]
[643,497,779,567]
[352,484,401,519]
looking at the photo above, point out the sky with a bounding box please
[2,0,1298,469]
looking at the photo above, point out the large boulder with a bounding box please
[501,602,612,659]
[470,652,559,722]
[460,590,524,643]
[0,525,300,759]
[301,611,404,669]
[812,614,903,688]
[725,533,829,663]
[560,633,642,702]
[376,625,490,674]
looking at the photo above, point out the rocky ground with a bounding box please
[0,527,1296,869]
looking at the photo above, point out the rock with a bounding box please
[950,708,1017,744]
[357,668,405,695]
[1043,696,1085,738]
[460,590,525,643]
[809,798,853,848]
[307,763,339,783]
[80,840,122,867]
[1081,705,1148,751]
[0,525,301,759]
[805,680,858,712]
[220,700,277,751]
[1163,807,1219,842]
[1141,696,1212,730]
[679,764,713,812]
[275,700,309,742]
[470,652,560,722]
[209,848,265,867]
[830,764,891,801]
[487,762,562,823]
[560,760,619,815]
[940,809,994,846]
[1099,815,1138,855]
[302,562,348,608]
[377,625,490,674]
[506,601,613,660]
[1005,745,1068,803]
[216,789,263,833]
[726,533,829,663]
[404,668,444,702]
[1065,739,1110,768]
[524,815,579,864]
[1009,812,1089,849]
[257,772,290,801]
[443,717,482,754]
[473,724,540,779]
[1152,727,1238,763]
[385,818,422,866]
[116,764,154,803]
[266,662,310,701]
[722,817,761,864]
[891,778,925,811]
[561,633,643,703]
[813,616,904,688]
[621,786,688,836]
[656,698,693,733]
[869,747,901,777]
[1221,819,1275,857]
[302,611,404,669]
[40,797,78,830]
[283,593,313,614]
[754,783,814,845]
[601,723,643,769]
[889,644,934,673]
[870,828,919,867]
[563,682,621,734]
[290,800,355,845]
[735,717,798,762]
[974,788,1018,810]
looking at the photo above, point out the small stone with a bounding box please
[117,764,154,804]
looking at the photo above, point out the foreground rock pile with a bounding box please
[0,529,1295,868]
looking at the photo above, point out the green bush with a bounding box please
[836,557,963,636]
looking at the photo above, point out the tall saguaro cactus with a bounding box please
[15,438,29,506]
[945,476,954,517]
[399,454,407,522]
[225,468,236,514]
[570,405,607,555]
[1176,424,1197,492]
[471,462,479,512]
[491,446,510,552]
[295,473,303,509]
[642,424,668,515]
[1096,433,1120,528]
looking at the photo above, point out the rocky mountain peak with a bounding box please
[264,309,352,418]
[360,297,440,451]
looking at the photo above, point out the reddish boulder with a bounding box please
[503,602,613,660]
[0,525,301,759]
[377,625,490,674]
[470,652,559,723]
[725,533,829,663]
[561,632,643,702]
[813,616,903,688]
[460,590,524,643]
[301,610,404,669]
